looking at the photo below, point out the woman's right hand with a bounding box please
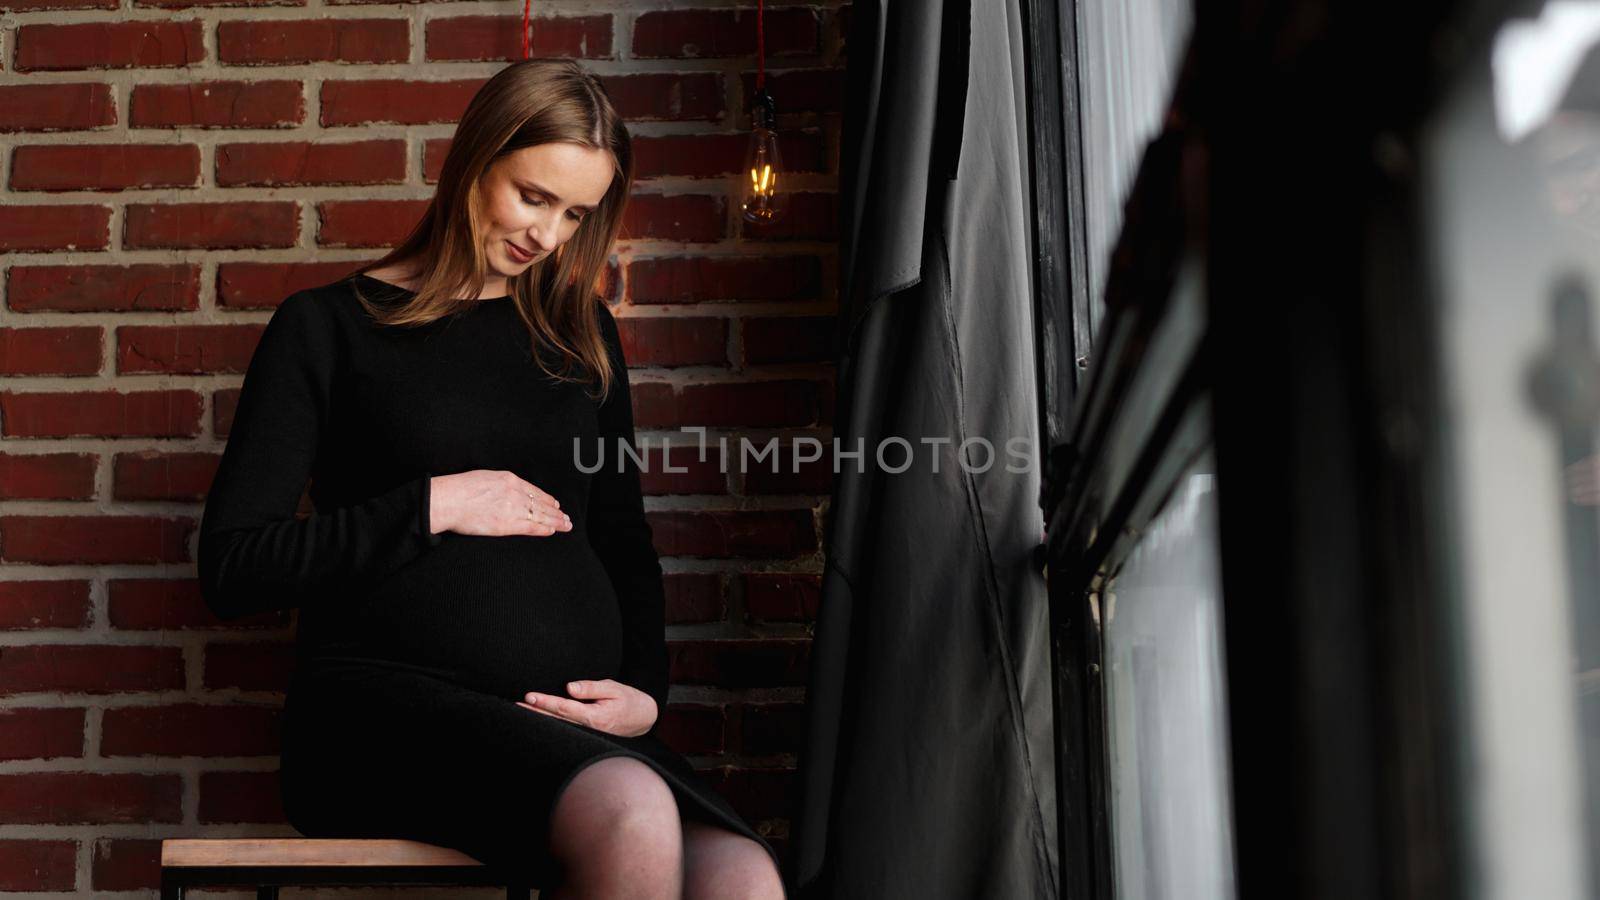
[428,470,572,537]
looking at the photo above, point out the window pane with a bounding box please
[1075,0,1193,327]
[1422,4,1600,896]
[1103,447,1237,900]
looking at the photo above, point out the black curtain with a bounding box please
[792,1,1059,896]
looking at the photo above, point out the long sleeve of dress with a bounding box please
[197,291,441,621]
[587,304,671,712]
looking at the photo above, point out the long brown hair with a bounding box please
[348,59,632,400]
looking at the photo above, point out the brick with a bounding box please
[740,702,808,755]
[423,137,450,182]
[663,572,725,624]
[199,770,284,823]
[425,14,612,61]
[116,324,265,375]
[627,255,824,304]
[102,703,281,757]
[601,259,623,302]
[3,333,97,383]
[741,191,837,240]
[203,642,294,691]
[131,81,304,128]
[748,451,832,493]
[742,444,833,495]
[743,573,822,622]
[633,9,818,59]
[741,315,837,365]
[112,451,221,500]
[15,20,204,71]
[216,140,405,187]
[705,765,796,823]
[320,79,484,126]
[0,773,182,824]
[632,380,823,428]
[0,453,96,501]
[0,205,110,252]
[7,264,200,313]
[0,709,85,760]
[10,143,199,192]
[108,577,282,629]
[213,388,242,435]
[670,639,810,687]
[0,389,202,438]
[0,516,195,565]
[632,130,826,180]
[601,73,724,122]
[6,0,115,9]
[138,0,304,6]
[658,702,726,755]
[649,509,817,558]
[628,384,676,426]
[317,199,430,247]
[621,194,725,243]
[125,201,299,250]
[636,444,728,497]
[0,839,76,891]
[0,580,92,629]
[218,18,408,64]
[92,838,161,892]
[740,68,846,114]
[0,83,116,132]
[0,327,102,376]
[0,645,186,694]
[217,261,363,308]
[616,316,727,367]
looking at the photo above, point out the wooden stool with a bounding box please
[159,838,533,899]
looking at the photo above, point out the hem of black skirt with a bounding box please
[282,659,784,893]
[552,748,785,896]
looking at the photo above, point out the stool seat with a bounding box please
[162,838,484,868]
[159,838,531,900]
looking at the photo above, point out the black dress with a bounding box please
[197,274,779,888]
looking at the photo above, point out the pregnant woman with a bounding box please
[197,59,785,899]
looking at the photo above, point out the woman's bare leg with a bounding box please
[543,756,684,900]
[681,818,785,900]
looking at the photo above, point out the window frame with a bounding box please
[1025,0,1539,896]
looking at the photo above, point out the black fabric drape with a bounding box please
[793,1,1058,896]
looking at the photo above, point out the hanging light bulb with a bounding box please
[740,0,784,225]
[741,89,787,224]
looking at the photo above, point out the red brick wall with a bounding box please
[0,4,844,893]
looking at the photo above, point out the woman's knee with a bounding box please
[682,819,784,899]
[550,756,682,855]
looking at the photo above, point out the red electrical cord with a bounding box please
[755,0,766,90]
[521,0,532,59]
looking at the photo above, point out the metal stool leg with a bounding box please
[257,887,280,899]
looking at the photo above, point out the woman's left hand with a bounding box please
[518,679,657,737]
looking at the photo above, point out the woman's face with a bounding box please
[478,142,615,277]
